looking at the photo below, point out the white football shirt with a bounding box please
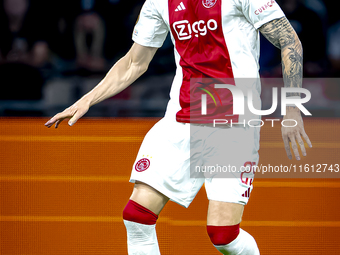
[133,0,285,123]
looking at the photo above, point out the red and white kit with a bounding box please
[130,0,285,207]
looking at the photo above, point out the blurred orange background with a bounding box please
[1,118,340,254]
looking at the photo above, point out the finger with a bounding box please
[282,134,292,160]
[68,116,77,126]
[45,113,63,127]
[68,109,85,126]
[45,118,60,128]
[44,120,53,128]
[296,132,307,157]
[55,119,63,128]
[301,130,312,148]
[45,110,71,128]
[288,133,300,160]
[45,116,58,128]
[51,115,65,129]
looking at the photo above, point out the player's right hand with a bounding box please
[44,102,89,128]
[281,108,312,160]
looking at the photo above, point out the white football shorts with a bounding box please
[130,117,260,208]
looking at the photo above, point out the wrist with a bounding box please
[79,94,93,107]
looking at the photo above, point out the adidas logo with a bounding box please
[175,2,186,11]
[241,187,251,198]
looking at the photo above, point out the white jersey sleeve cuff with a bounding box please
[253,13,285,29]
[132,36,165,48]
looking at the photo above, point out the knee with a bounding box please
[207,224,240,246]
[123,200,158,225]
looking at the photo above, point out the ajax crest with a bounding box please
[202,0,217,8]
[135,158,150,172]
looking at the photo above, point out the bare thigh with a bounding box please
[129,181,169,215]
[207,200,244,226]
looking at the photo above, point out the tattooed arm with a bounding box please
[259,17,312,160]
[259,17,302,95]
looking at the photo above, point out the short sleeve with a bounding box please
[240,0,285,29]
[132,0,168,48]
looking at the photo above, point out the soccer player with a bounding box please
[45,0,312,254]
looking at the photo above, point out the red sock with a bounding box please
[123,200,158,225]
[207,224,240,245]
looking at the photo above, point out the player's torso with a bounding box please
[169,0,234,79]
[154,0,260,77]
[155,0,261,122]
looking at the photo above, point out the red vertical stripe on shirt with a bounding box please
[169,0,238,123]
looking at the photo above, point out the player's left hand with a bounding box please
[281,107,312,160]
[44,101,89,128]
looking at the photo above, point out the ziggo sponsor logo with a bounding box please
[173,19,218,40]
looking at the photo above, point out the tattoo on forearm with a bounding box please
[259,17,302,97]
